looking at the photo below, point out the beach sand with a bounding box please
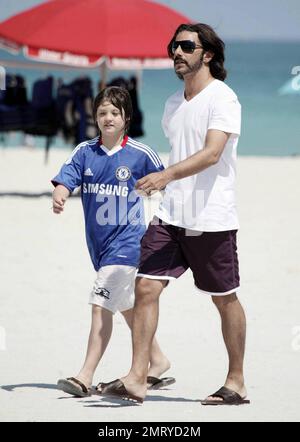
[0,146,300,422]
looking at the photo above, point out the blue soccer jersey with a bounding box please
[52,135,164,271]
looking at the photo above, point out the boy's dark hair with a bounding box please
[93,86,133,134]
[167,23,227,81]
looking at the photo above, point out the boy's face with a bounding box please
[96,100,125,138]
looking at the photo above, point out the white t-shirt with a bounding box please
[156,79,241,232]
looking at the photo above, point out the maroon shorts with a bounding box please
[137,217,240,295]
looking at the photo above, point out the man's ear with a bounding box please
[203,51,214,63]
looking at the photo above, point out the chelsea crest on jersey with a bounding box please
[52,135,164,271]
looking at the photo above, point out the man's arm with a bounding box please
[135,129,230,193]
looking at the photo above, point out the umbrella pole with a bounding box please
[45,136,52,164]
[100,61,108,91]
[135,69,143,92]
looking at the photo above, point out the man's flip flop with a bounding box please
[147,376,176,390]
[200,386,250,406]
[98,379,143,404]
[57,377,91,397]
[95,376,176,393]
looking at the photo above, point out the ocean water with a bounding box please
[1,41,300,155]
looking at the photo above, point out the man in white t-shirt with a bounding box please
[101,23,249,406]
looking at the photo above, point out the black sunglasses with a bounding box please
[171,40,203,55]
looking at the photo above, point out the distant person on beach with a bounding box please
[51,86,174,397]
[101,24,250,406]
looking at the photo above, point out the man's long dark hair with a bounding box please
[167,23,227,81]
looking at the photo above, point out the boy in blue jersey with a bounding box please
[52,87,174,398]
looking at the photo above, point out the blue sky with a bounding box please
[1,0,300,41]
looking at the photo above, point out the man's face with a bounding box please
[172,31,204,80]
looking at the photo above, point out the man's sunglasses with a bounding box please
[171,40,203,55]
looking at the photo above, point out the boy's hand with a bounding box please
[52,185,70,214]
[52,195,66,213]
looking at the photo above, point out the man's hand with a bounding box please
[135,169,173,196]
[52,185,70,214]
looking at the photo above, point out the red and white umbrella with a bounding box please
[0,0,190,70]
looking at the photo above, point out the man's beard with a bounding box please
[174,53,204,80]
